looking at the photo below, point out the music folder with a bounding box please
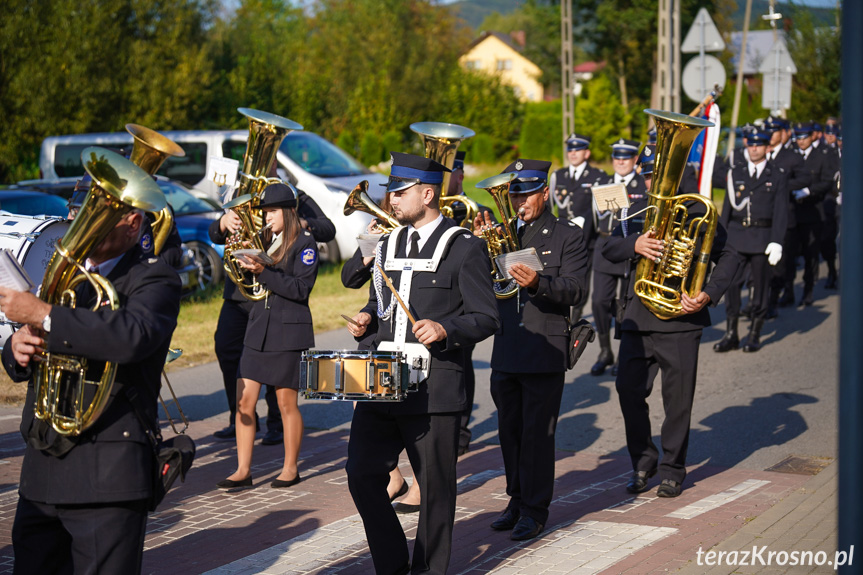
[0,249,34,293]
[591,183,630,214]
[494,247,544,279]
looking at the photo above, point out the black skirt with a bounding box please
[238,347,303,389]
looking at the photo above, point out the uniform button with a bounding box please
[123,431,130,438]
[63,341,71,348]
[432,279,436,284]
[455,342,460,346]
[518,322,524,327]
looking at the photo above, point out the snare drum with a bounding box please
[300,350,411,401]
[0,215,70,348]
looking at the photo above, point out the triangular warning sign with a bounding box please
[681,8,726,53]
[758,36,798,74]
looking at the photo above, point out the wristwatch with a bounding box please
[41,314,51,333]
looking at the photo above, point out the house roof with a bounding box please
[574,61,606,74]
[465,30,524,54]
[729,30,785,75]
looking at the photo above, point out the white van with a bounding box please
[39,130,388,261]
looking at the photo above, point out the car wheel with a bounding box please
[187,241,223,289]
[317,239,341,263]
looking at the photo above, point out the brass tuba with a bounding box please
[475,172,520,299]
[343,180,399,233]
[34,147,166,435]
[410,121,480,228]
[634,109,716,320]
[126,123,185,255]
[222,108,302,301]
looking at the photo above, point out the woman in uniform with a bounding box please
[218,182,319,489]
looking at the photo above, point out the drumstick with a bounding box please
[375,264,418,326]
[340,313,361,327]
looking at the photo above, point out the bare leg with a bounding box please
[227,377,261,481]
[397,462,421,505]
[275,387,303,481]
[387,467,405,499]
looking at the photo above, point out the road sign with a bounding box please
[763,71,794,111]
[682,54,726,102]
[758,36,797,74]
[681,8,725,53]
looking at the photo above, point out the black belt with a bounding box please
[733,218,773,228]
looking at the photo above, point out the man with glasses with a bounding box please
[346,152,499,574]
[475,159,588,541]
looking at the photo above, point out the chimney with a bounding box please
[510,30,526,48]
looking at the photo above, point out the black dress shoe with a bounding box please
[490,508,520,530]
[260,430,283,445]
[777,293,795,308]
[610,362,619,376]
[625,469,657,493]
[800,291,814,307]
[656,479,682,498]
[271,474,301,488]
[217,476,252,489]
[213,424,236,439]
[393,502,420,514]
[457,444,470,457]
[510,516,544,541]
[389,480,409,502]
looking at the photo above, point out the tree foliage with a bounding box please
[784,3,841,121]
[574,75,631,163]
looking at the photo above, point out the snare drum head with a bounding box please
[0,215,69,349]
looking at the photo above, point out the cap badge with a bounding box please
[515,161,523,170]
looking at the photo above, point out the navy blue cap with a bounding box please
[256,182,298,209]
[611,138,641,159]
[565,133,591,151]
[647,129,657,144]
[763,116,783,132]
[812,122,823,132]
[452,151,466,171]
[824,124,839,135]
[383,152,451,192]
[638,144,656,176]
[502,159,551,193]
[793,121,814,136]
[746,130,772,146]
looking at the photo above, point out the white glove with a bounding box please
[765,242,783,266]
[572,216,585,228]
[837,192,842,206]
[792,188,811,201]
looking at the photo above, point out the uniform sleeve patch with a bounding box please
[301,248,317,265]
[140,233,153,252]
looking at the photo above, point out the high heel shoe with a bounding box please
[389,480,409,502]
[217,476,252,489]
[271,474,301,488]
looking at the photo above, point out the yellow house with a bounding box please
[459,31,544,102]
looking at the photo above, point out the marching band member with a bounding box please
[476,159,589,541]
[346,152,499,574]
[217,182,319,490]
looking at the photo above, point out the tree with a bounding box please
[573,75,631,162]
[784,3,841,121]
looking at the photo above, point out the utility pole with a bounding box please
[728,0,753,160]
[561,0,574,160]
[656,0,681,112]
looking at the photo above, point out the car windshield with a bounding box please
[279,132,370,178]
[0,193,68,217]
[159,181,219,215]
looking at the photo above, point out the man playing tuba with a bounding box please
[0,184,181,573]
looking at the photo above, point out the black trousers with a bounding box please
[726,253,770,319]
[490,370,565,525]
[13,497,148,575]
[214,299,281,431]
[783,221,822,293]
[347,404,460,575]
[458,346,476,452]
[591,268,626,336]
[615,329,702,484]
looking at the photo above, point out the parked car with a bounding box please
[0,188,69,217]
[38,128,387,261]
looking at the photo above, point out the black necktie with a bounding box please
[517,224,526,243]
[408,231,420,258]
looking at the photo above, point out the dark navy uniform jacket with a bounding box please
[795,146,835,225]
[602,200,740,333]
[550,163,608,249]
[490,208,588,373]
[245,231,318,352]
[209,189,335,303]
[770,146,809,229]
[594,173,648,275]
[359,218,499,414]
[720,162,789,254]
[2,246,181,505]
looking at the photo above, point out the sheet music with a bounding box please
[207,156,239,189]
[232,249,274,265]
[494,247,544,279]
[592,183,630,214]
[0,250,34,292]
[357,234,383,258]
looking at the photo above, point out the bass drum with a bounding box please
[0,215,70,349]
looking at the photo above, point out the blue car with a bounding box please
[156,179,225,290]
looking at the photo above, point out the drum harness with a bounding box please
[373,225,465,385]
